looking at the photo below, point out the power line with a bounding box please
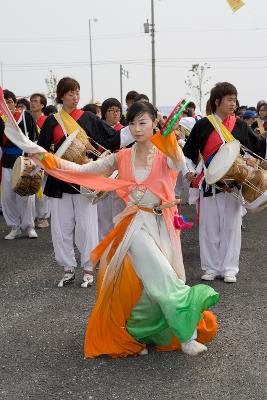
[0,26,266,44]
[3,55,267,70]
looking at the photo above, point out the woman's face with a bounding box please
[129,112,156,143]
[61,89,80,109]
[259,106,267,120]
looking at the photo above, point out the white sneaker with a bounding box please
[36,218,49,229]
[224,275,237,283]
[138,348,148,356]
[4,228,22,240]
[201,273,216,281]
[181,340,207,356]
[27,228,38,239]
[81,273,94,288]
[58,272,75,287]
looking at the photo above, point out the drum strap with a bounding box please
[207,114,235,144]
[22,111,29,139]
[54,109,86,139]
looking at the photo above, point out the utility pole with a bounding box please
[144,0,156,107]
[88,18,98,102]
[120,65,129,106]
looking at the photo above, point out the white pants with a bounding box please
[1,167,35,230]
[35,194,50,219]
[50,193,98,272]
[199,190,242,277]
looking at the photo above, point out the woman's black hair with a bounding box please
[257,101,267,114]
[126,101,157,124]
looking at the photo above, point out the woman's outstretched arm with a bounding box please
[57,153,117,177]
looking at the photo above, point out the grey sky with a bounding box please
[0,0,266,111]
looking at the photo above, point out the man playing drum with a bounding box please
[0,89,39,240]
[37,77,135,288]
[183,82,267,283]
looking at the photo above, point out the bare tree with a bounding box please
[185,63,211,114]
[45,70,58,105]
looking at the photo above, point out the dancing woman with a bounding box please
[39,101,219,358]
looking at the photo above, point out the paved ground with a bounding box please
[0,207,266,400]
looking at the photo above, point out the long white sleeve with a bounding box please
[120,126,135,148]
[181,157,197,177]
[167,152,186,172]
[57,153,117,176]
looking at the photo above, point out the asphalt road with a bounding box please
[0,206,266,400]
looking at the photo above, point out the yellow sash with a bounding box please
[54,109,89,146]
[207,114,235,143]
[256,118,265,135]
[0,114,7,123]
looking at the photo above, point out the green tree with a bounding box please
[185,63,211,114]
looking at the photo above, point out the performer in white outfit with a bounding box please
[0,90,38,240]
[183,82,267,283]
[37,77,135,288]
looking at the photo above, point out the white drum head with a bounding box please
[11,156,24,189]
[205,140,241,185]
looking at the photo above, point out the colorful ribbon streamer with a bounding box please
[161,99,190,137]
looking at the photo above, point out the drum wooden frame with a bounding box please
[205,140,267,212]
[11,156,44,196]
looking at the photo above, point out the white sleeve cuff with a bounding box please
[182,157,196,176]
[120,126,135,148]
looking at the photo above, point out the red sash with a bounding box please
[1,110,22,147]
[202,115,236,162]
[114,122,124,131]
[13,110,22,122]
[53,108,84,145]
[36,115,47,130]
[192,115,236,188]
